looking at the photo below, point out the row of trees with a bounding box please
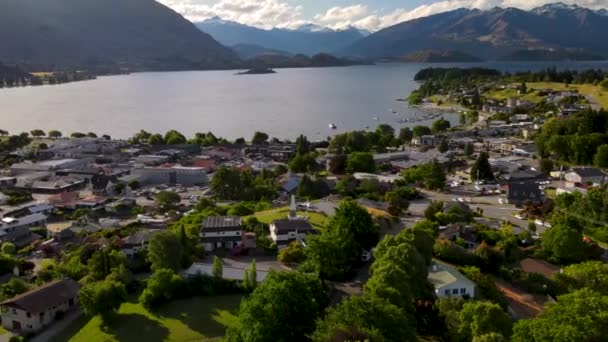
[210,166,278,201]
[535,109,608,166]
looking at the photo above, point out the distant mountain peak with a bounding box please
[297,23,333,33]
[532,2,582,14]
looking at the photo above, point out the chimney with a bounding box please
[288,195,297,220]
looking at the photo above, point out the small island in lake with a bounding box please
[236,67,277,75]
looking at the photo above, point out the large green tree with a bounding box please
[346,152,376,173]
[456,301,512,342]
[540,224,588,264]
[553,261,608,295]
[139,268,184,309]
[470,152,494,181]
[155,191,181,211]
[79,280,127,320]
[226,271,327,342]
[164,130,187,145]
[402,160,446,190]
[432,118,451,133]
[512,289,608,342]
[147,231,183,272]
[312,295,416,342]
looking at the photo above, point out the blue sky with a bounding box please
[158,0,608,31]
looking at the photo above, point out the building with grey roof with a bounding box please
[428,260,476,299]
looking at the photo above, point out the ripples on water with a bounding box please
[1,61,607,139]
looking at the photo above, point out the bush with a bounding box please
[139,269,184,309]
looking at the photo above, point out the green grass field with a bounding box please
[484,88,545,104]
[252,208,330,229]
[527,82,608,109]
[52,295,242,342]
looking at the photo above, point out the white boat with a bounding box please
[329,123,337,129]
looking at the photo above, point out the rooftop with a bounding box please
[570,167,606,178]
[428,260,474,290]
[271,219,315,234]
[0,279,80,314]
[202,216,242,229]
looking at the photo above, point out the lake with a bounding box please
[2,61,608,140]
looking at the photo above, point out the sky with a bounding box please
[158,0,608,31]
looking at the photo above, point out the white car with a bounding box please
[457,198,465,203]
[535,219,543,226]
[498,198,506,204]
[465,198,472,203]
[515,214,524,220]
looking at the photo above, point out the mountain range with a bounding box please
[0,0,239,71]
[341,3,608,61]
[196,17,367,56]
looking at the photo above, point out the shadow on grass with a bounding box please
[49,315,90,342]
[156,295,242,338]
[102,313,169,342]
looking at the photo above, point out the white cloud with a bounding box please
[158,0,306,29]
[159,0,608,32]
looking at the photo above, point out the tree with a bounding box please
[295,134,311,154]
[540,224,588,263]
[212,256,223,279]
[289,153,316,173]
[594,144,608,168]
[252,131,269,145]
[539,159,554,176]
[413,125,432,137]
[438,139,449,153]
[296,175,330,199]
[278,241,306,264]
[139,269,184,309]
[147,231,183,272]
[402,160,446,190]
[79,280,127,320]
[328,154,347,174]
[346,152,376,173]
[399,127,413,144]
[48,130,62,138]
[470,152,494,181]
[553,261,608,295]
[512,289,608,342]
[155,191,181,211]
[30,129,45,137]
[454,301,512,342]
[226,271,327,342]
[71,132,86,139]
[312,295,416,342]
[599,78,608,90]
[148,134,165,145]
[385,190,410,216]
[0,129,8,136]
[333,199,379,250]
[88,249,126,281]
[1,242,15,255]
[244,260,257,291]
[164,130,186,145]
[210,166,242,200]
[464,142,474,157]
[432,118,451,133]
[86,132,98,138]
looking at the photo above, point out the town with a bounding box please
[0,69,607,341]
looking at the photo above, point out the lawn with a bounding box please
[252,207,330,229]
[52,295,242,342]
[528,82,608,109]
[484,87,545,104]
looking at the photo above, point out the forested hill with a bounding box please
[0,0,240,71]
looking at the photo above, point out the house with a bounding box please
[183,263,269,282]
[200,216,244,252]
[132,165,208,186]
[270,219,316,249]
[133,155,170,166]
[507,169,547,183]
[412,135,436,147]
[0,213,46,247]
[507,182,544,207]
[428,260,476,298]
[121,229,163,258]
[0,279,79,333]
[565,168,606,186]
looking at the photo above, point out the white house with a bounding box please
[270,219,316,249]
[200,216,243,252]
[0,279,79,333]
[565,167,606,186]
[428,260,476,299]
